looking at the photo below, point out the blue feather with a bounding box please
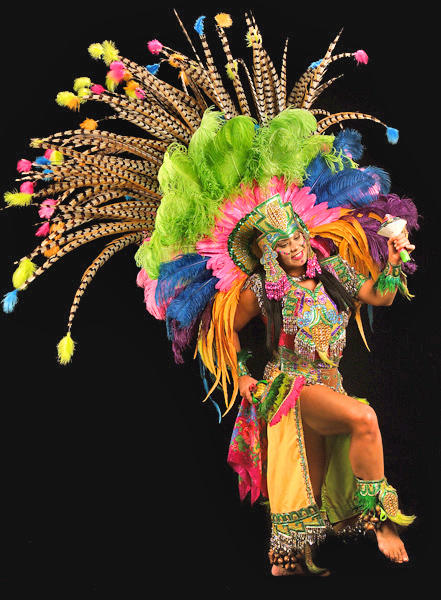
[166,270,218,330]
[386,127,399,144]
[333,129,365,161]
[305,154,335,195]
[194,16,206,35]
[146,63,160,76]
[156,253,209,308]
[315,166,391,208]
[35,156,51,166]
[2,289,19,313]
[306,130,366,201]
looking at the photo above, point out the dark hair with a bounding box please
[257,259,357,355]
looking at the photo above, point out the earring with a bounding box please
[260,242,290,300]
[306,251,322,279]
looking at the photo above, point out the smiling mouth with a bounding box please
[291,249,304,260]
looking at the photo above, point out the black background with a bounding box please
[0,5,438,595]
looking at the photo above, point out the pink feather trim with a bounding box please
[353,50,369,64]
[35,222,50,237]
[17,159,32,173]
[109,61,125,71]
[20,181,34,194]
[136,268,165,320]
[38,199,57,219]
[269,375,305,426]
[91,84,105,94]
[148,39,163,55]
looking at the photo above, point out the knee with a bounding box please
[350,404,379,437]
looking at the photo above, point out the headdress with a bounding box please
[244,193,310,300]
[254,194,308,245]
[2,12,419,416]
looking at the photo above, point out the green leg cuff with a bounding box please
[355,477,416,528]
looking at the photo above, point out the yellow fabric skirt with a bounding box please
[267,393,364,551]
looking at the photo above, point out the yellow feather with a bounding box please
[57,332,76,365]
[12,259,37,289]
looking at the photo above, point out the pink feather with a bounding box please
[38,199,56,219]
[136,268,165,320]
[91,84,105,94]
[147,39,163,55]
[109,61,125,71]
[353,50,369,64]
[17,159,32,173]
[20,181,34,194]
[35,222,50,237]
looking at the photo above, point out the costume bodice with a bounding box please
[243,255,367,388]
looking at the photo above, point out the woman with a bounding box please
[229,196,415,575]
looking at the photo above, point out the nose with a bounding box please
[289,237,302,252]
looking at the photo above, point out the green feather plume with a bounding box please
[247,108,335,187]
[202,115,256,194]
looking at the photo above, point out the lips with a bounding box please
[291,249,304,260]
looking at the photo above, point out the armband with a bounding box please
[373,261,413,300]
[236,348,252,377]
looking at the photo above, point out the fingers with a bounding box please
[389,234,415,255]
[239,375,258,401]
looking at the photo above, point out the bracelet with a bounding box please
[237,348,252,377]
[373,261,413,300]
[386,261,402,278]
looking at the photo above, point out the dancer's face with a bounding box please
[274,231,307,270]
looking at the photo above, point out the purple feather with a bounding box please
[345,194,420,273]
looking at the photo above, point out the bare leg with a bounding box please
[300,385,384,480]
[299,385,408,563]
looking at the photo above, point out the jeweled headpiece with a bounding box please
[254,193,309,247]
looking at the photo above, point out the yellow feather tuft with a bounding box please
[102,40,120,66]
[57,332,76,365]
[4,191,33,206]
[215,13,233,28]
[12,259,37,289]
[56,91,80,111]
[88,43,104,59]
[50,150,64,165]
[73,77,92,91]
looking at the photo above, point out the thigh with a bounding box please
[299,384,365,437]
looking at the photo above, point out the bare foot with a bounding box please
[271,563,307,576]
[375,520,409,563]
[271,565,306,577]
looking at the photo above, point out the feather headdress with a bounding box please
[2,11,418,414]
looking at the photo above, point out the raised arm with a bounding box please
[357,233,415,306]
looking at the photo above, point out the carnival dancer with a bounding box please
[229,194,415,575]
[2,12,418,575]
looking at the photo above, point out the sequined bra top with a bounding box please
[243,255,367,366]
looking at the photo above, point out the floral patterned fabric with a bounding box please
[227,398,268,504]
